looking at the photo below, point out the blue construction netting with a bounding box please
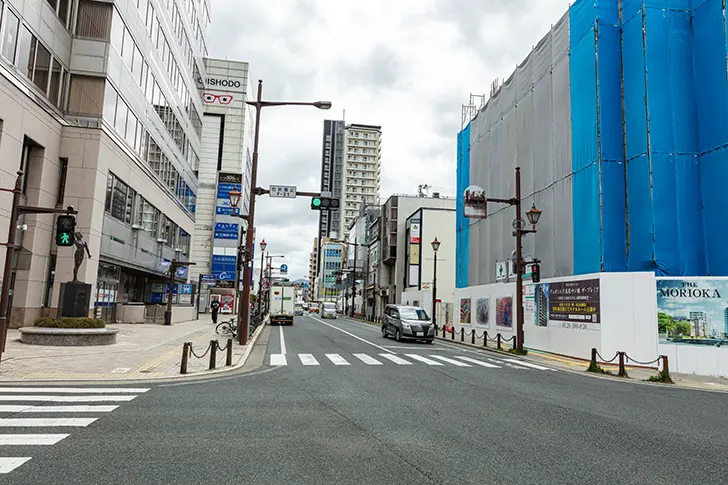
[570,0,626,274]
[456,123,471,288]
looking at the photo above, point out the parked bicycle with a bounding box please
[215,318,237,338]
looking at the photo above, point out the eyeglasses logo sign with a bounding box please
[203,93,233,105]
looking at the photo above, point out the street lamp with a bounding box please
[431,237,440,328]
[257,239,267,316]
[228,189,242,211]
[463,167,542,353]
[235,79,332,346]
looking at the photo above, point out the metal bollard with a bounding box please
[460,328,464,342]
[442,325,447,338]
[209,340,217,370]
[618,352,626,377]
[497,333,502,350]
[226,338,233,366]
[180,342,190,374]
[483,331,488,348]
[471,331,475,345]
[661,355,670,378]
[451,327,455,340]
[590,348,598,369]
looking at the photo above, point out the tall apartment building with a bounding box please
[308,237,318,301]
[189,58,254,312]
[0,0,210,326]
[318,121,382,246]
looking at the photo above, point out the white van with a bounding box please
[320,302,337,319]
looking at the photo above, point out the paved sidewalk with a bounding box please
[0,316,259,381]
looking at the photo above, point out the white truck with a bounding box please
[269,285,295,325]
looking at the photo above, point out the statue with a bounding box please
[72,232,92,282]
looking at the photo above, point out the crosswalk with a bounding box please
[268,352,554,371]
[0,386,149,475]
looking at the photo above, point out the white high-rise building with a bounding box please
[340,123,381,239]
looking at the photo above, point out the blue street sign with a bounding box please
[280,264,288,274]
[176,266,188,278]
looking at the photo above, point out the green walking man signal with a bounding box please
[56,215,76,247]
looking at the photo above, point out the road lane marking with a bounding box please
[379,354,412,365]
[0,395,137,402]
[353,354,382,365]
[502,359,554,371]
[279,325,287,355]
[430,355,472,367]
[326,354,350,366]
[311,316,395,354]
[0,434,68,445]
[0,418,97,427]
[383,346,434,350]
[270,354,287,366]
[0,388,149,394]
[405,354,444,366]
[17,405,119,413]
[299,354,320,366]
[0,457,31,473]
[0,406,32,413]
[453,356,501,368]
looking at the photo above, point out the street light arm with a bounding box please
[246,101,330,108]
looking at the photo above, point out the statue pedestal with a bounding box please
[58,282,93,318]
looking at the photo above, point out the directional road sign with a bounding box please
[269,185,297,199]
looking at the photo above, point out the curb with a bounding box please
[0,320,268,385]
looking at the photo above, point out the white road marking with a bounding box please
[311,316,395,354]
[0,434,68,445]
[383,346,434,350]
[0,418,97,427]
[379,354,412,365]
[0,457,31,473]
[502,359,553,371]
[299,354,320,366]
[269,354,287,366]
[430,355,472,367]
[326,354,350,366]
[505,363,529,370]
[453,356,501,368]
[18,405,119,413]
[0,388,149,394]
[0,406,32,413]
[279,325,287,355]
[0,395,137,402]
[405,354,444,366]
[353,354,382,365]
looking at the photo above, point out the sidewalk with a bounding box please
[434,334,728,392]
[0,316,261,382]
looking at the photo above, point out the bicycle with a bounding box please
[215,318,237,338]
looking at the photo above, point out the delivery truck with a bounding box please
[269,285,295,325]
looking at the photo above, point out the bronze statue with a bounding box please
[72,232,92,282]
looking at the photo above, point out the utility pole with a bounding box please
[350,237,357,317]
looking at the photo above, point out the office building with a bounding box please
[317,120,344,245]
[317,238,343,301]
[0,0,210,326]
[308,237,318,301]
[340,123,381,238]
[189,58,254,313]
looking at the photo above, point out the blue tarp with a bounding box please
[456,123,471,288]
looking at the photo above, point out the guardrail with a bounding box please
[587,347,672,383]
[180,339,234,374]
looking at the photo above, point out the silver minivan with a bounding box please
[381,304,434,342]
[320,302,337,319]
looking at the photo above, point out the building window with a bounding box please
[105,173,135,224]
[17,26,33,78]
[76,0,112,39]
[137,197,159,235]
[1,8,18,63]
[32,41,51,93]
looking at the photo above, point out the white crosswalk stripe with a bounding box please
[405,354,443,366]
[270,354,287,366]
[502,358,554,371]
[299,354,320,366]
[452,356,501,368]
[429,355,472,367]
[326,354,350,365]
[378,354,413,365]
[353,354,382,365]
[0,386,148,476]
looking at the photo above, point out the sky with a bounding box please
[208,0,571,281]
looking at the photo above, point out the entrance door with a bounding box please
[94,281,118,323]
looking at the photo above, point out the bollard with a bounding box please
[451,327,455,340]
[590,348,598,369]
[460,328,464,342]
[180,342,190,374]
[226,338,233,366]
[661,355,670,379]
[471,330,475,345]
[497,333,502,350]
[618,351,626,377]
[209,340,217,370]
[443,325,447,338]
[483,331,488,348]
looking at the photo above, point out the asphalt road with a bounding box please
[2,314,728,484]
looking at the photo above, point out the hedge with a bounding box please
[34,317,106,329]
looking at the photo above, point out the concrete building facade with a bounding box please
[0,0,211,326]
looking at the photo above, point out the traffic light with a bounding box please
[310,197,340,211]
[531,263,541,283]
[56,215,76,247]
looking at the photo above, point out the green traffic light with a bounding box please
[60,233,71,245]
[312,198,322,207]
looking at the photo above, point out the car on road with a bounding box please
[294,303,304,316]
[320,302,337,319]
[381,304,434,343]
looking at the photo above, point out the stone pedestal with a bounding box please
[58,282,92,318]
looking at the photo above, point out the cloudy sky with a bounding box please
[208,0,570,281]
